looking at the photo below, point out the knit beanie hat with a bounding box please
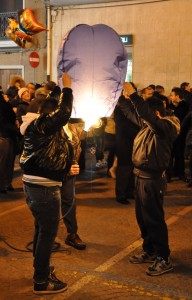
[18,87,28,99]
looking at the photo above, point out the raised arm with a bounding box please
[36,72,73,134]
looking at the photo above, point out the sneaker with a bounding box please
[178,175,189,182]
[33,271,67,295]
[7,184,14,191]
[187,181,192,188]
[146,257,173,276]
[116,198,130,205]
[0,189,7,194]
[65,233,86,250]
[96,159,107,169]
[130,251,156,264]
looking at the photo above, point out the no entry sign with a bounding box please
[29,52,40,68]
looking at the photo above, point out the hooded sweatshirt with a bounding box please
[20,112,39,135]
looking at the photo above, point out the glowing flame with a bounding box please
[72,93,106,131]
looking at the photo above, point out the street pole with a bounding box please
[46,4,51,81]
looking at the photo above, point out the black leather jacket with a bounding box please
[118,93,180,175]
[0,95,17,138]
[20,88,73,181]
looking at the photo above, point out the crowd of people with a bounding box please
[85,82,192,201]
[0,73,192,294]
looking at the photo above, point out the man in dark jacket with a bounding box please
[180,82,192,110]
[167,87,189,181]
[114,101,140,204]
[20,73,73,295]
[118,83,180,276]
[0,92,18,192]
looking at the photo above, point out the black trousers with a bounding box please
[115,164,135,200]
[167,139,186,178]
[134,176,170,259]
[61,175,78,234]
[0,137,15,190]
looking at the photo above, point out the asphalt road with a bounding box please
[0,154,192,300]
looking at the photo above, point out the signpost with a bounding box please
[29,52,40,68]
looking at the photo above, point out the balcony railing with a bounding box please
[0,11,19,41]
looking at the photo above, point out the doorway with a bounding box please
[0,65,24,92]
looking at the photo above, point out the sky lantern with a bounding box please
[57,24,128,129]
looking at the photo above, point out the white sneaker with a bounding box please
[96,159,107,169]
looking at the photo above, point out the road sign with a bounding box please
[29,52,40,68]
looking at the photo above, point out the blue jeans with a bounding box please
[61,175,78,234]
[23,183,61,282]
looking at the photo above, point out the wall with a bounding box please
[1,0,191,94]
[51,0,192,94]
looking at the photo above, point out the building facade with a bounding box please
[0,0,47,90]
[0,0,192,94]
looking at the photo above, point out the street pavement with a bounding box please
[0,153,192,300]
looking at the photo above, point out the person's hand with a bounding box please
[122,89,130,99]
[62,72,71,88]
[69,163,80,176]
[15,119,20,128]
[123,82,136,98]
[3,94,9,102]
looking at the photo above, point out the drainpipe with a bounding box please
[46,5,51,81]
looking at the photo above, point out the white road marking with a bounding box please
[1,194,191,299]
[0,204,26,217]
[53,205,192,299]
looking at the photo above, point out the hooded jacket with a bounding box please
[20,88,73,181]
[118,93,180,176]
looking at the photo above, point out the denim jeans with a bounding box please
[61,175,78,234]
[23,183,61,282]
